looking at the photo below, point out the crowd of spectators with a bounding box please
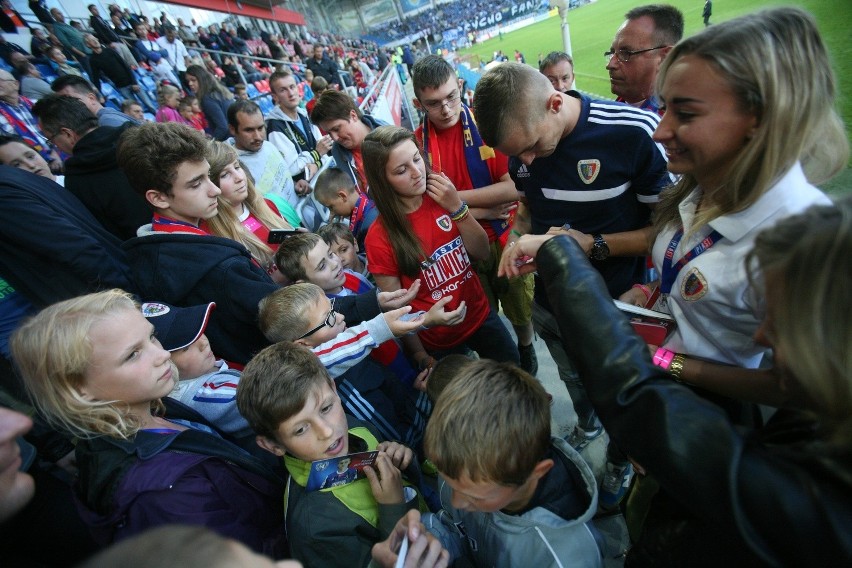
[365,0,552,44]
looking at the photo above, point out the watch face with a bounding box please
[591,236,610,260]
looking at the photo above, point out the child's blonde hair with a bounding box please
[258,282,325,343]
[157,83,182,108]
[10,290,165,440]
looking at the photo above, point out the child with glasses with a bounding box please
[258,282,459,456]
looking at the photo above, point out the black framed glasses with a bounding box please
[297,298,337,340]
[421,89,460,112]
[43,129,61,146]
[604,46,667,63]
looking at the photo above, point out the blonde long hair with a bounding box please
[204,141,290,265]
[747,199,852,446]
[10,290,165,440]
[653,7,848,234]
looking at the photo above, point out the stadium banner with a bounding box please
[365,65,403,127]
[450,0,548,33]
[361,0,399,29]
[399,0,431,16]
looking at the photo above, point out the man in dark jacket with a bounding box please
[0,166,135,308]
[117,122,413,365]
[31,94,150,240]
[83,33,156,113]
[306,44,342,86]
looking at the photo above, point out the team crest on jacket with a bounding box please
[577,159,601,184]
[436,215,452,231]
[681,267,708,301]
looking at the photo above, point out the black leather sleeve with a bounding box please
[536,235,852,565]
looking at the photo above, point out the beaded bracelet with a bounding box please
[450,202,470,222]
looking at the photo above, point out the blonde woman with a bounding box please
[557,7,848,407]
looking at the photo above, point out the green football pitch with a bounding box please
[458,0,852,195]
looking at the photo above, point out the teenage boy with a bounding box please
[310,89,385,193]
[411,55,537,375]
[266,68,333,191]
[314,166,377,252]
[236,341,427,567]
[422,359,602,567]
[473,62,669,506]
[117,121,416,366]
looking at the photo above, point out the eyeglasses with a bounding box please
[43,129,63,146]
[297,298,337,340]
[604,46,667,63]
[421,89,460,112]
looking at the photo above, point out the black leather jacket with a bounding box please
[537,236,852,566]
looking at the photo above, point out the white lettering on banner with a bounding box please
[511,1,536,17]
[461,1,536,31]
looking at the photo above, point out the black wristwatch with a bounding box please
[589,233,610,261]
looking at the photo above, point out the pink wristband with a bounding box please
[653,348,675,370]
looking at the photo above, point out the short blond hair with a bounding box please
[258,282,325,342]
[424,359,550,485]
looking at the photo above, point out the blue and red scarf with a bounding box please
[421,103,510,238]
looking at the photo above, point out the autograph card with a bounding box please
[394,536,409,568]
[306,451,379,492]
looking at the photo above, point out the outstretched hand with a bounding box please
[497,234,557,278]
[423,296,466,328]
[378,280,421,310]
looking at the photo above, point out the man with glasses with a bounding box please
[31,94,149,241]
[606,4,684,115]
[411,55,528,374]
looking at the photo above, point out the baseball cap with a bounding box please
[141,301,216,351]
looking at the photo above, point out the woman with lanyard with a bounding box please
[552,7,847,411]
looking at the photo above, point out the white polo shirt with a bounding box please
[654,162,832,367]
